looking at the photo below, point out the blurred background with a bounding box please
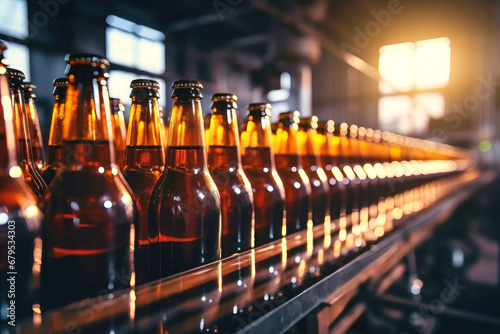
[1,0,499,164]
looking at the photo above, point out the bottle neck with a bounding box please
[11,86,33,165]
[166,97,208,170]
[25,97,44,149]
[125,96,165,169]
[0,71,18,170]
[241,115,274,151]
[168,98,205,147]
[241,115,276,169]
[63,70,115,167]
[48,97,65,147]
[274,123,301,156]
[207,107,242,169]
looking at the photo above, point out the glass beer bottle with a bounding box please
[0,40,43,325]
[122,79,165,284]
[241,103,286,246]
[8,68,46,198]
[23,82,46,171]
[297,116,330,226]
[316,120,344,221]
[274,111,311,233]
[42,77,68,185]
[149,80,221,278]
[39,53,135,310]
[110,98,127,168]
[207,93,254,257]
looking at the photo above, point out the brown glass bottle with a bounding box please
[23,82,46,172]
[39,53,135,311]
[337,122,360,218]
[8,68,47,198]
[110,98,127,168]
[122,79,165,285]
[149,80,221,278]
[207,93,254,257]
[241,103,286,246]
[41,77,68,186]
[297,117,330,226]
[0,40,43,325]
[316,120,344,221]
[274,111,311,233]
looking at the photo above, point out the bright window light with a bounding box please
[106,27,136,67]
[4,42,30,80]
[415,37,450,89]
[378,38,450,134]
[267,89,290,102]
[379,42,414,93]
[378,95,412,133]
[106,15,165,74]
[136,38,165,73]
[106,15,135,32]
[280,72,291,90]
[415,93,446,119]
[0,0,28,39]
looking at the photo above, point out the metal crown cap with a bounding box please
[65,53,110,68]
[53,77,69,86]
[130,79,160,88]
[7,68,26,81]
[212,93,237,101]
[171,79,203,90]
[24,82,36,90]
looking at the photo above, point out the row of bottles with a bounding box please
[0,43,473,327]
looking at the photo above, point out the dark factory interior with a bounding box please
[1,0,500,333]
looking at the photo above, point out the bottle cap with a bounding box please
[299,116,319,130]
[172,79,203,90]
[110,98,125,114]
[279,111,300,126]
[53,77,69,86]
[248,103,271,117]
[7,68,25,88]
[212,93,237,101]
[131,79,161,100]
[171,79,203,99]
[24,82,36,100]
[130,79,160,88]
[65,53,110,69]
[7,68,25,81]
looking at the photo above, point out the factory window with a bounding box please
[106,15,167,113]
[106,15,166,74]
[378,37,450,134]
[0,0,31,79]
[267,72,291,122]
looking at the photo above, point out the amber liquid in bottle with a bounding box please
[0,42,43,324]
[122,79,165,285]
[241,103,285,246]
[40,54,134,311]
[208,94,254,258]
[317,121,344,221]
[297,117,330,226]
[111,98,127,168]
[42,78,67,186]
[149,80,221,278]
[274,112,311,233]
